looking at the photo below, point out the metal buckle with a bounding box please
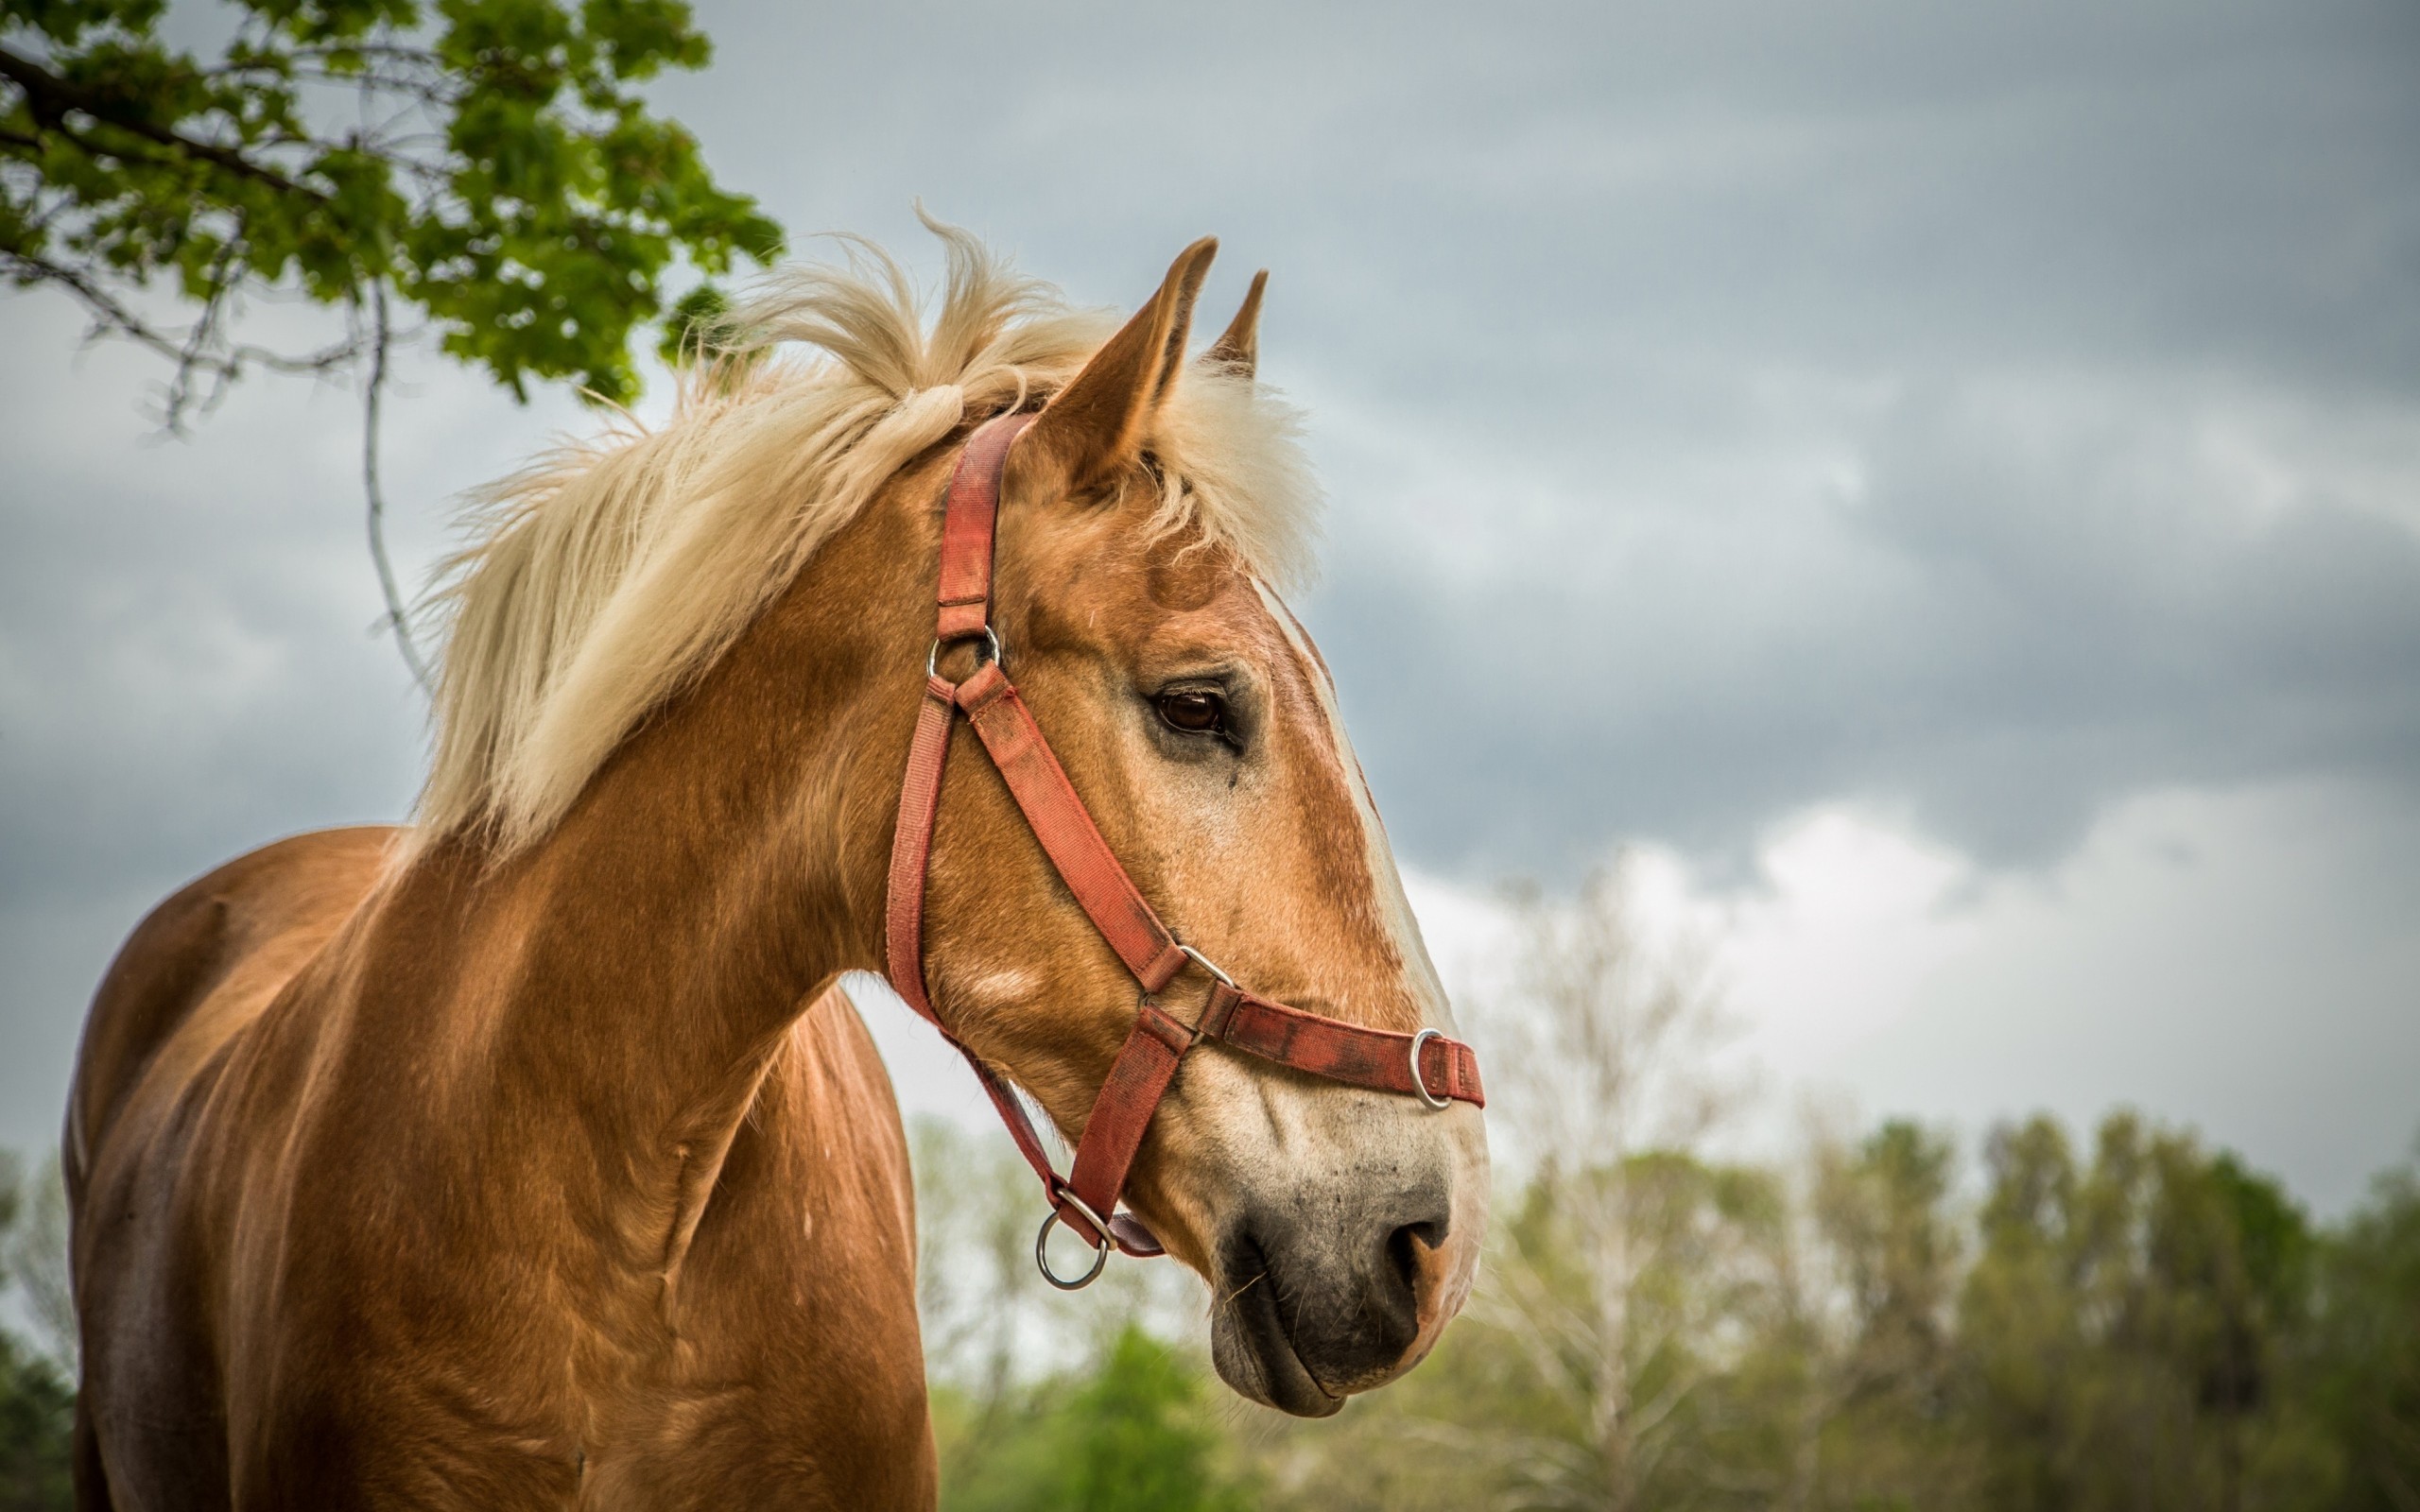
[1034,1191,1114,1290]
[1176,943,1235,988]
[1137,944,1238,1043]
[926,626,1003,679]
[1409,1027,1450,1110]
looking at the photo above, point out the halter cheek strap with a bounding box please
[884,411,1483,1287]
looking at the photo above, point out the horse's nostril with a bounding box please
[1383,1217,1446,1310]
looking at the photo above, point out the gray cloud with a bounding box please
[1321,371,2420,873]
[623,0,2420,868]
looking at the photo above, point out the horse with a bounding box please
[63,223,1493,1509]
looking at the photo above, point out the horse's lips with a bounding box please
[1211,1242,1344,1418]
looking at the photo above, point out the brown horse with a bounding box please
[64,225,1492,1509]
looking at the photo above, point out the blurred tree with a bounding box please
[2149,1144,2316,1512]
[0,1154,72,1512]
[0,1331,71,1512]
[1480,866,1752,1500]
[1278,862,1810,1512]
[913,1114,1050,1451]
[1041,1100,2411,1512]
[1484,1150,1789,1509]
[1,0,782,680]
[908,1107,1218,1506]
[2304,1154,2420,1512]
[1960,1112,2335,1512]
[1798,1118,1977,1508]
[1821,1122,1960,1397]
[1054,1327,1253,1512]
[0,1155,71,1377]
[941,1325,1253,1512]
[1474,865,1747,1510]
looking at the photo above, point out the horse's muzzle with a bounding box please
[1209,1178,1454,1417]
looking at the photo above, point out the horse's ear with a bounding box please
[1014,236,1219,499]
[1201,270,1267,381]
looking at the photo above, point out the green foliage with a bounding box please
[1215,1115,2417,1512]
[0,1154,72,1512]
[2304,1160,2420,1511]
[0,1156,71,1380]
[0,1332,71,1512]
[653,275,723,366]
[936,1324,1254,1512]
[1806,1120,1977,1506]
[1960,1113,2334,1512]
[1820,1120,1961,1392]
[1,0,782,416]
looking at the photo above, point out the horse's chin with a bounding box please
[1208,1269,1347,1418]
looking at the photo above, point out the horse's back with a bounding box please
[67,826,400,1193]
[66,826,399,1512]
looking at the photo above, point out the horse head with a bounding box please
[902,239,1491,1416]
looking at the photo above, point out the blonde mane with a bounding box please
[416,222,1322,853]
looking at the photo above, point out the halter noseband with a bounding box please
[884,411,1485,1289]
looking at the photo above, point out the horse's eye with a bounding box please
[1156,689,1227,735]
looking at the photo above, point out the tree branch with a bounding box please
[2,245,360,416]
[159,232,249,428]
[359,284,433,694]
[0,44,327,202]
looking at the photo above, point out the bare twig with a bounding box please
[360,283,432,694]
[1,246,358,381]
[160,233,249,430]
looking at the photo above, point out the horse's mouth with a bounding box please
[1209,1232,1345,1418]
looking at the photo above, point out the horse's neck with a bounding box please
[372,550,915,1262]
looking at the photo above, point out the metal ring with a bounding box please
[926,626,1004,679]
[1176,943,1236,988]
[1408,1027,1450,1110]
[1034,1200,1113,1291]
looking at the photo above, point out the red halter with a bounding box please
[884,411,1484,1288]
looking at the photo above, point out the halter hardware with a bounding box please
[1408,1028,1452,1110]
[925,626,1002,679]
[1035,1192,1115,1291]
[1175,944,1235,989]
[884,412,1484,1285]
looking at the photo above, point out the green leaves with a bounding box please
[654,276,722,366]
[936,1326,1256,1512]
[2,0,782,414]
[3,0,777,679]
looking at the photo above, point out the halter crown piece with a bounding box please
[884,411,1484,1289]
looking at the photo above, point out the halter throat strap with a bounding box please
[883,411,1484,1281]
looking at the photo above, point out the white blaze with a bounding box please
[1251,580,1458,1031]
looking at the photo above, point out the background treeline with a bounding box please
[0,872,2412,1509]
[1,1118,2411,1510]
[910,1113,2420,1512]
[910,871,2420,1512]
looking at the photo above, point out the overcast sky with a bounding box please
[4,0,2415,1211]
